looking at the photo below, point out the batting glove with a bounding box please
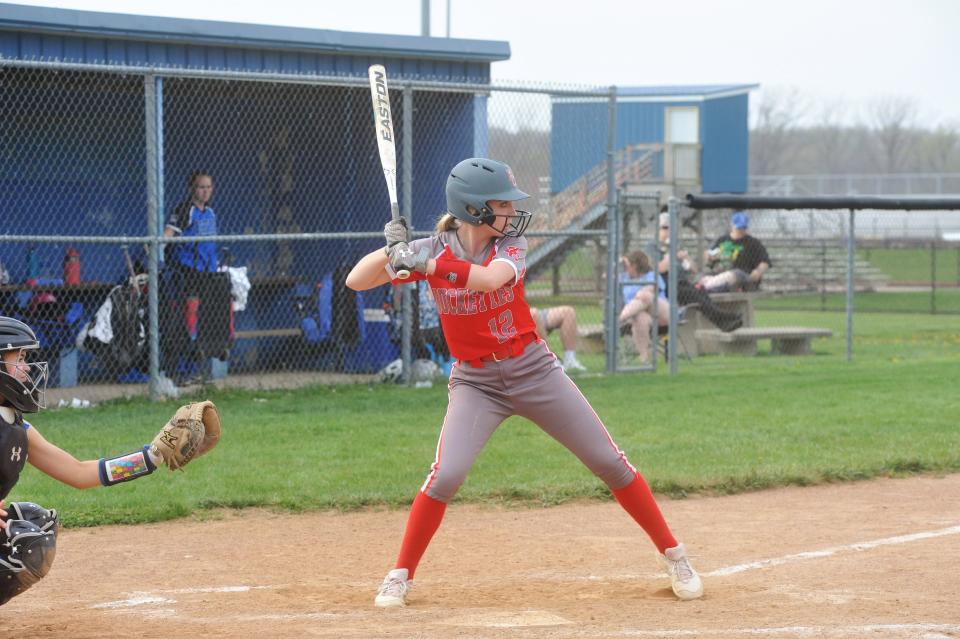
[387,242,429,274]
[384,217,411,249]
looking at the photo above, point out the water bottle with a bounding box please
[27,245,39,280]
[64,247,81,285]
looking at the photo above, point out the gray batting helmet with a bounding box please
[0,316,49,413]
[445,158,533,237]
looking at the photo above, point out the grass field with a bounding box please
[860,247,960,284]
[754,289,960,314]
[13,308,958,528]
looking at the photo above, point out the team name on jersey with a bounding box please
[430,285,515,316]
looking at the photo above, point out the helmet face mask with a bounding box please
[446,158,533,236]
[0,317,49,413]
[493,208,533,238]
[0,350,49,413]
[465,204,533,238]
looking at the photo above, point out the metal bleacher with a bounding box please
[525,145,657,279]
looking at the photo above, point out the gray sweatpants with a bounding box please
[421,339,638,502]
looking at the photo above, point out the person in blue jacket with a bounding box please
[165,170,218,275]
[162,170,228,378]
[618,250,669,363]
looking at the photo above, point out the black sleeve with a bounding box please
[166,201,191,234]
[751,236,772,267]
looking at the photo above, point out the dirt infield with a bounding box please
[8,474,960,639]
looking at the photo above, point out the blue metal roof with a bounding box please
[0,3,510,63]
[618,84,759,100]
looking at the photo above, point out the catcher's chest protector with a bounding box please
[0,409,28,501]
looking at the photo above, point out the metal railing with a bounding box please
[751,173,960,197]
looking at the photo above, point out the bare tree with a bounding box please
[489,126,550,196]
[749,87,807,175]
[750,93,960,176]
[809,100,850,174]
[866,97,919,173]
[918,122,959,172]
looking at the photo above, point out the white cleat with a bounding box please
[658,543,704,600]
[562,358,587,373]
[375,568,412,608]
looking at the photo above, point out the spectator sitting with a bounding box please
[697,211,771,293]
[529,305,587,372]
[618,250,669,363]
[647,209,742,332]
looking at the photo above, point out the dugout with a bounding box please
[0,3,509,279]
[551,84,757,195]
[0,3,510,378]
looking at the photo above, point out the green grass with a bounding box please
[860,247,960,284]
[11,311,960,528]
[754,290,960,314]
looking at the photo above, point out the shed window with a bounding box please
[666,107,699,144]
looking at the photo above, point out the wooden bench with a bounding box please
[577,322,605,353]
[694,327,833,356]
[688,291,784,355]
[700,291,779,327]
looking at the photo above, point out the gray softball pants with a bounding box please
[420,339,638,502]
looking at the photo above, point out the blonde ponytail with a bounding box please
[435,213,459,234]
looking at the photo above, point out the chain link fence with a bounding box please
[658,196,960,369]
[602,194,960,372]
[4,60,958,399]
[1,61,616,398]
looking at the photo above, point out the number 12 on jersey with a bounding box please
[488,309,517,343]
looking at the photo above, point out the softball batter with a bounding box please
[346,158,703,607]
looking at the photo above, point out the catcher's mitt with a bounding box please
[150,400,221,470]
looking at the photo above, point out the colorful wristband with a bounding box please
[98,445,158,486]
[433,259,471,286]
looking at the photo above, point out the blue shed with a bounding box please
[551,84,758,195]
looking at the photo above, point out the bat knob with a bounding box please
[397,270,410,279]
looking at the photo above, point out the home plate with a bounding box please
[440,610,572,628]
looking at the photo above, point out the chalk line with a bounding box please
[706,524,960,577]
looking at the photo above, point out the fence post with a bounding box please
[820,239,827,312]
[401,84,414,385]
[930,239,937,314]
[667,197,679,376]
[604,85,618,374]
[846,209,855,362]
[144,74,164,399]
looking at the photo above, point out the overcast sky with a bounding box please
[8,0,959,126]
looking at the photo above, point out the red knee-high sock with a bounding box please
[611,473,678,553]
[395,491,447,579]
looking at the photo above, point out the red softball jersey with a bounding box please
[390,230,537,361]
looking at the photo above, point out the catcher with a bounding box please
[0,316,220,606]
